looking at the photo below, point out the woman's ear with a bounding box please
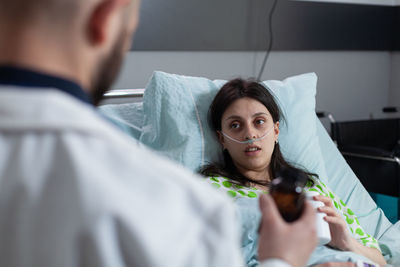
[274,121,280,140]
[217,131,225,149]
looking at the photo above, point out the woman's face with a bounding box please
[218,97,279,173]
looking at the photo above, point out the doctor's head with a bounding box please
[208,79,282,181]
[0,0,141,105]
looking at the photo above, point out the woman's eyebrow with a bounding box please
[225,115,242,121]
[225,112,268,121]
[253,112,268,117]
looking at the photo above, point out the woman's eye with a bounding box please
[255,119,265,125]
[230,123,240,129]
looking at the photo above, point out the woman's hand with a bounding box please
[313,195,387,267]
[313,195,355,251]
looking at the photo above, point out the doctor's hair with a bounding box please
[199,78,317,187]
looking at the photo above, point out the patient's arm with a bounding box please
[315,195,386,267]
[345,239,386,267]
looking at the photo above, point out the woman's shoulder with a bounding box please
[305,176,332,196]
[204,176,266,199]
[305,176,349,211]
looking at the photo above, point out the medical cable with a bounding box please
[257,0,278,81]
[221,125,275,144]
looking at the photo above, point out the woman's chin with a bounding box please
[239,160,268,172]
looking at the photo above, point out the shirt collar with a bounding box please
[0,65,93,105]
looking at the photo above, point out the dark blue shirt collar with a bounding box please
[0,65,93,105]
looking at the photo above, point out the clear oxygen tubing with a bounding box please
[220,125,275,144]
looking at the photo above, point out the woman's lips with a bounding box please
[244,146,261,156]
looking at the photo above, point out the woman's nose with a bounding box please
[243,125,257,140]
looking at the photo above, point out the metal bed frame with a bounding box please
[104,89,145,99]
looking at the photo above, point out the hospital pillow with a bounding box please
[99,102,143,140]
[139,71,328,181]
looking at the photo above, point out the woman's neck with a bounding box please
[237,166,272,186]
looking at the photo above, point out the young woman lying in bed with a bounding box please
[200,78,386,267]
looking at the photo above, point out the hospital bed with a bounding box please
[99,72,400,266]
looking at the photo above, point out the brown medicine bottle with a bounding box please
[269,168,308,222]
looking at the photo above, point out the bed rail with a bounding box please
[104,89,145,98]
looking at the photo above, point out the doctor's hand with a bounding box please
[313,195,354,251]
[257,194,318,267]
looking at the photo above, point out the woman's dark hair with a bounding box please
[199,78,317,187]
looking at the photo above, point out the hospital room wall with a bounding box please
[113,51,391,122]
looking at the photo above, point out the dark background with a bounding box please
[131,0,399,51]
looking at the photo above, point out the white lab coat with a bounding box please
[0,87,247,267]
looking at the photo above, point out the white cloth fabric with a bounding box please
[0,87,244,267]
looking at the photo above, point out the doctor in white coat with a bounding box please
[0,0,317,266]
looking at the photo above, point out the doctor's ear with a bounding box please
[87,0,122,46]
